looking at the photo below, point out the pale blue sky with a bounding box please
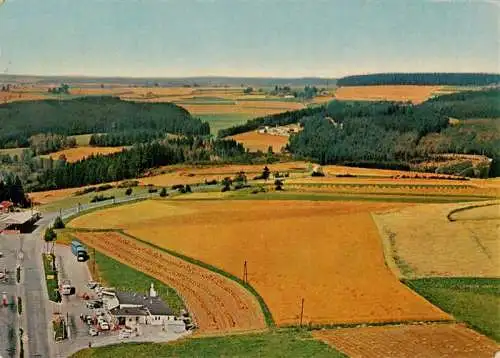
[0,0,498,77]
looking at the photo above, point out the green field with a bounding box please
[0,147,27,157]
[71,330,345,358]
[69,134,94,146]
[36,185,154,213]
[197,113,253,135]
[405,278,500,342]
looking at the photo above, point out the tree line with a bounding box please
[33,137,247,190]
[337,73,500,86]
[0,174,30,208]
[0,96,210,149]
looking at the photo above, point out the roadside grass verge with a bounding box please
[86,247,185,316]
[71,329,346,358]
[224,190,491,203]
[404,277,500,342]
[42,253,61,302]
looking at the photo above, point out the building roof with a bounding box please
[110,307,149,316]
[0,211,40,226]
[115,291,173,316]
[0,201,12,208]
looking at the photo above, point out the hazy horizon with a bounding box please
[0,0,498,78]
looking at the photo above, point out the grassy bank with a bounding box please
[88,249,185,316]
[42,253,61,303]
[71,329,346,358]
[405,277,500,342]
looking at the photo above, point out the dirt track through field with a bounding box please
[313,323,499,358]
[73,231,266,334]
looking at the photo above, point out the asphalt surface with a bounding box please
[0,235,20,358]
[0,193,150,358]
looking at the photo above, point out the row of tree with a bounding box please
[29,133,77,155]
[89,130,165,147]
[0,174,30,207]
[0,96,210,149]
[33,137,247,190]
[337,73,500,86]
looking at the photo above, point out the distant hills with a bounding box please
[0,74,335,88]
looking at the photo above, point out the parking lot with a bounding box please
[53,244,190,357]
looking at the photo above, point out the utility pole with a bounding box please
[243,260,248,284]
[299,298,304,327]
[92,247,96,278]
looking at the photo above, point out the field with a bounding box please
[230,131,289,152]
[373,201,500,278]
[197,113,253,135]
[44,146,125,162]
[313,323,498,358]
[69,200,450,326]
[71,330,345,358]
[406,278,500,341]
[72,231,266,334]
[334,85,442,104]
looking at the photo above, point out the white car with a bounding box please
[88,327,98,336]
[99,321,110,331]
[118,330,130,339]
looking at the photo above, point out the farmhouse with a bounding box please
[0,201,13,213]
[103,284,176,326]
[0,210,41,234]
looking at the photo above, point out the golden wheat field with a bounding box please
[334,85,442,104]
[373,201,500,278]
[70,199,450,326]
[230,131,289,152]
[45,146,125,162]
[313,324,499,358]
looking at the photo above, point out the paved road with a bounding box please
[2,193,149,358]
[0,236,20,358]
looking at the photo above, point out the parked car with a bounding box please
[87,281,99,289]
[98,320,110,331]
[88,327,98,336]
[118,330,130,339]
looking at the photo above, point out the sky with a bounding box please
[0,0,498,78]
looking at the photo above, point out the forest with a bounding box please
[336,72,500,86]
[0,96,210,148]
[287,90,500,175]
[0,174,30,207]
[33,137,248,190]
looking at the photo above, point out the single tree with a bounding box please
[125,188,133,196]
[53,216,65,229]
[159,188,168,197]
[44,228,56,253]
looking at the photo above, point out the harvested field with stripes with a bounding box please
[373,201,500,278]
[70,200,450,326]
[72,231,266,334]
[45,146,125,162]
[313,323,499,358]
[230,131,289,152]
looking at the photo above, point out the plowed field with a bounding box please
[70,200,450,326]
[313,324,499,358]
[73,231,266,334]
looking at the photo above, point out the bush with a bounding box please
[204,179,218,185]
[311,171,325,177]
[117,180,139,188]
[125,188,133,196]
[185,185,192,193]
[95,184,114,192]
[53,216,65,229]
[171,184,185,190]
[275,179,284,191]
[90,195,115,203]
[74,187,96,196]
[159,188,168,197]
[148,188,158,193]
[221,185,231,192]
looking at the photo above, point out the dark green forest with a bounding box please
[33,137,248,190]
[337,73,500,86]
[0,97,210,148]
[0,174,30,207]
[89,130,165,146]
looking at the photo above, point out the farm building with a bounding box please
[103,284,176,326]
[0,211,41,234]
[0,201,13,213]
